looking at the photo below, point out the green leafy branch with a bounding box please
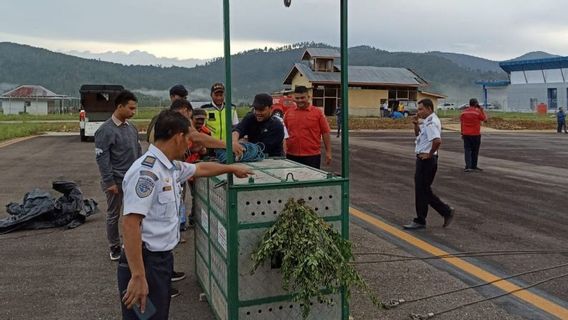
[251,198,383,318]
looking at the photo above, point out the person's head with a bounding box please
[559,107,564,111]
[210,83,225,106]
[114,90,138,120]
[170,99,193,119]
[169,85,188,102]
[251,93,274,122]
[154,110,191,160]
[192,108,207,130]
[417,98,434,119]
[469,98,479,107]
[294,86,310,109]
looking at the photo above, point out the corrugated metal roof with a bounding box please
[499,56,568,73]
[284,63,427,86]
[1,85,62,98]
[301,48,341,60]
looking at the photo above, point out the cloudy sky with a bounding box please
[0,0,567,61]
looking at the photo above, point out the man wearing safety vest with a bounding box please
[201,83,240,142]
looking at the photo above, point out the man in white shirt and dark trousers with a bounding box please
[403,98,454,230]
[118,110,252,319]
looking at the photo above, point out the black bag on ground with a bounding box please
[0,181,98,234]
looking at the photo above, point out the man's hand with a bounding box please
[412,115,419,125]
[122,275,149,312]
[418,153,431,160]
[232,141,244,159]
[106,184,119,194]
[229,165,254,178]
[325,152,332,166]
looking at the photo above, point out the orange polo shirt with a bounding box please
[284,105,331,156]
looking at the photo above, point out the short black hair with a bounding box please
[169,84,188,98]
[170,99,193,112]
[193,108,207,117]
[469,98,479,107]
[154,110,190,141]
[294,86,308,94]
[114,90,137,108]
[418,98,434,110]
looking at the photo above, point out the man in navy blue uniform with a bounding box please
[232,93,286,157]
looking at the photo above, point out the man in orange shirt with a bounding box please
[460,98,487,172]
[284,86,331,169]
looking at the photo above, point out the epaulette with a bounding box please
[142,156,156,168]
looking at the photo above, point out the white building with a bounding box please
[0,85,77,115]
[489,57,568,112]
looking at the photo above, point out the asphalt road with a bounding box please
[331,131,568,312]
[1,132,567,319]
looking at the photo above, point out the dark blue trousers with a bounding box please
[117,248,173,320]
[463,135,481,169]
[286,154,321,169]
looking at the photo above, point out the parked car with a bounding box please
[437,102,456,110]
[399,101,417,116]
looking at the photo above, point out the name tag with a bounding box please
[163,185,172,191]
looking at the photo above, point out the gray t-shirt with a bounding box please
[95,117,142,188]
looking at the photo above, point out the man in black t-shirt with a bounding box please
[232,93,285,157]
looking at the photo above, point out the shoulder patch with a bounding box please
[140,170,159,181]
[142,156,156,168]
[135,176,155,198]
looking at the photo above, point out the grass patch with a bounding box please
[0,123,79,142]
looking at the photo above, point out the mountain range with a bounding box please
[0,41,560,106]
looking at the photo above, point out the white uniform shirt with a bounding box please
[122,145,196,252]
[415,113,442,155]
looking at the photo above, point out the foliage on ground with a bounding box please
[251,199,381,319]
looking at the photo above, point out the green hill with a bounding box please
[0,42,509,105]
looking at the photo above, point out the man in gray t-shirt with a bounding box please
[94,90,142,261]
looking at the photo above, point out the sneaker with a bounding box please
[170,287,181,298]
[473,167,483,172]
[109,246,121,261]
[464,168,473,173]
[171,271,186,282]
[443,207,455,228]
[403,221,426,230]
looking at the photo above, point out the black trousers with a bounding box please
[463,135,481,169]
[558,121,567,133]
[118,248,173,320]
[414,156,451,225]
[286,154,321,169]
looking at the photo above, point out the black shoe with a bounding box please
[443,207,455,228]
[109,246,121,261]
[172,271,186,282]
[472,167,483,172]
[170,287,181,298]
[403,222,426,230]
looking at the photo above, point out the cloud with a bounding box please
[1,0,567,60]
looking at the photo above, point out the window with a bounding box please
[525,70,545,84]
[510,71,526,84]
[547,88,558,110]
[544,69,564,83]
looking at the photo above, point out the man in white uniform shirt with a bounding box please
[118,110,252,319]
[403,98,454,230]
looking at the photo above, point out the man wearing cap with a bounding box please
[232,93,285,157]
[201,83,239,142]
[284,86,332,169]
